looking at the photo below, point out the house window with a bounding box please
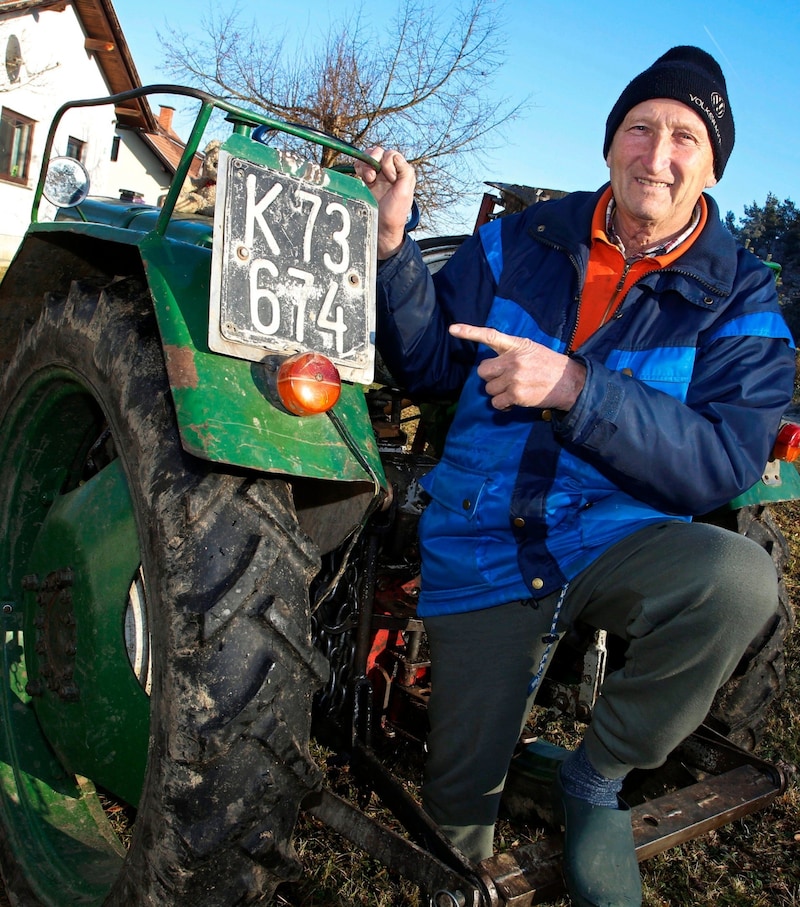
[66,136,85,162]
[0,108,34,184]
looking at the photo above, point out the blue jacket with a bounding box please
[376,187,796,617]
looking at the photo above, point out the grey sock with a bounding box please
[560,741,623,808]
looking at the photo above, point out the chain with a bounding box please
[311,535,367,720]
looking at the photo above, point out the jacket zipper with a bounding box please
[530,231,725,354]
[600,259,634,327]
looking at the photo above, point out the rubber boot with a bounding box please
[554,766,642,907]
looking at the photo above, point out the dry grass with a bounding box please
[2,505,799,907]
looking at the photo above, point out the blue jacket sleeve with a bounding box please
[375,234,495,398]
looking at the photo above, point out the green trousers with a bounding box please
[421,520,779,862]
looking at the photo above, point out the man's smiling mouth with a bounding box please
[636,177,671,188]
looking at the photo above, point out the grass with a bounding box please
[1,507,799,907]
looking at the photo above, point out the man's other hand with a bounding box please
[355,147,416,259]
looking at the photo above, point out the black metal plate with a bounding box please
[210,152,375,383]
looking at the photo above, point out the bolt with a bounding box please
[55,569,74,587]
[554,693,570,713]
[2,603,13,614]
[25,679,44,698]
[431,891,466,907]
[236,244,251,262]
[58,684,80,702]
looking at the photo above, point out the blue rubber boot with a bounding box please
[554,766,642,907]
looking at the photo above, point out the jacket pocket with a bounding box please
[417,460,495,595]
[420,458,489,520]
[576,491,672,552]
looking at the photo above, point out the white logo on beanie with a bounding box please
[690,94,723,145]
[710,91,726,119]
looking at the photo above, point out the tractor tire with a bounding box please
[418,235,469,274]
[703,504,794,751]
[0,275,328,905]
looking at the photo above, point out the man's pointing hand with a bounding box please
[449,323,587,412]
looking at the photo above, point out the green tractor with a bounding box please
[0,86,798,906]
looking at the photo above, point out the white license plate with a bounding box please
[209,149,376,384]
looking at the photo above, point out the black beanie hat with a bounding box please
[603,46,735,180]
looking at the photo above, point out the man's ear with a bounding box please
[705,172,718,188]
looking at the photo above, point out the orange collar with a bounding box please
[570,189,708,350]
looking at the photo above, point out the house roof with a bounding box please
[1,0,204,176]
[141,106,202,180]
[73,0,156,131]
[0,0,155,129]
[69,0,203,176]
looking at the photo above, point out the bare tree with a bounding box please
[159,0,523,224]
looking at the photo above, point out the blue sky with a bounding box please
[112,0,798,232]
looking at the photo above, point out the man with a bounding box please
[355,47,795,907]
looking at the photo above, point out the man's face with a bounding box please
[606,99,717,239]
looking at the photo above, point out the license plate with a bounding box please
[209,149,377,384]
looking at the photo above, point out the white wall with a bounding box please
[0,3,168,264]
[107,128,172,203]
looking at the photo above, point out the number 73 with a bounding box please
[245,176,352,274]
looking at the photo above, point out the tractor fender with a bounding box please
[0,225,385,490]
[726,459,800,509]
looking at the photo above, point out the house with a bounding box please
[0,0,198,265]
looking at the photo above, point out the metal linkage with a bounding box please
[308,725,785,906]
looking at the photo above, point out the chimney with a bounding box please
[158,106,175,133]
